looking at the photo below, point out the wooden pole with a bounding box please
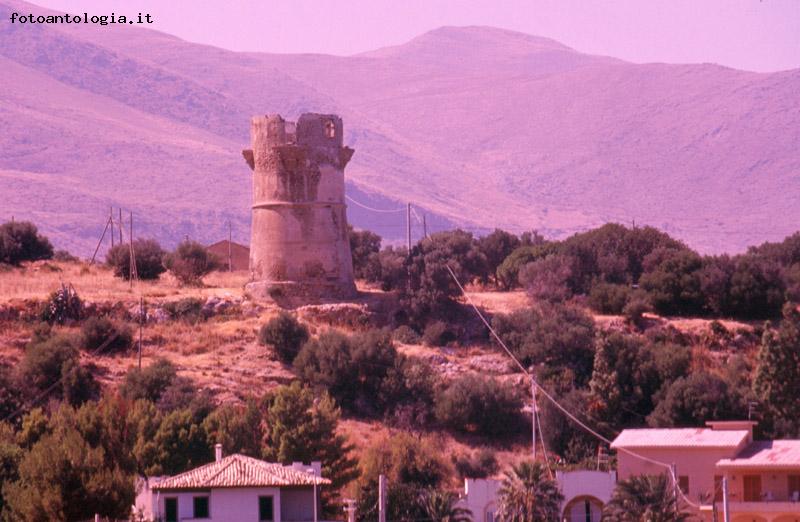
[228,221,233,272]
[138,296,143,369]
[532,379,537,462]
[722,477,730,522]
[110,207,115,248]
[118,208,123,245]
[423,214,428,238]
[90,216,112,264]
[378,474,387,522]
[406,203,411,253]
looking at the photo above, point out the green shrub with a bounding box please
[119,358,178,404]
[453,448,498,479]
[53,250,78,263]
[349,226,382,280]
[40,284,83,325]
[422,321,456,347]
[393,325,420,344]
[163,298,205,323]
[19,333,98,406]
[434,374,523,437]
[106,239,165,280]
[258,312,309,364]
[588,283,631,314]
[0,221,53,265]
[623,291,652,328]
[164,240,220,285]
[80,317,133,354]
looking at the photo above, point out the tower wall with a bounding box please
[243,113,356,302]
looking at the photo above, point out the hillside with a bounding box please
[1,0,799,255]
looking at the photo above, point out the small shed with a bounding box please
[206,240,250,272]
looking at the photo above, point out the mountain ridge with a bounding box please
[1,0,798,256]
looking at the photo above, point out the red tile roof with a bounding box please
[717,440,800,469]
[152,454,330,490]
[611,428,749,449]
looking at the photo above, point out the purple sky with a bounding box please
[31,0,800,72]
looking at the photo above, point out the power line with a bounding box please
[443,264,702,510]
[345,195,405,213]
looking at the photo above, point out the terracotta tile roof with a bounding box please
[611,428,749,449]
[152,454,331,490]
[717,440,800,469]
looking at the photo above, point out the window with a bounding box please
[743,475,762,501]
[259,496,274,521]
[324,120,336,138]
[678,476,689,495]
[165,498,178,522]
[485,511,494,522]
[193,496,209,518]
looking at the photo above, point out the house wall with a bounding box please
[723,469,800,502]
[459,478,500,522]
[155,487,282,522]
[616,447,743,504]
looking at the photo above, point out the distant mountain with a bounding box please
[1,0,798,255]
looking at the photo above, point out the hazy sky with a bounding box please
[31,0,800,72]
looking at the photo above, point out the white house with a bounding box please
[459,470,616,522]
[134,445,329,522]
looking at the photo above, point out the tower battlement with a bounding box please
[242,113,356,303]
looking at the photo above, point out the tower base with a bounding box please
[245,280,357,306]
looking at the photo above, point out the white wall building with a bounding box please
[134,445,328,522]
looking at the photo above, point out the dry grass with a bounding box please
[0,260,249,303]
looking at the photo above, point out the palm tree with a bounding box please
[420,489,473,522]
[602,474,691,522]
[497,461,563,522]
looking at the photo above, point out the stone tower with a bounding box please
[242,113,357,301]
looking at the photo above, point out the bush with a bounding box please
[519,255,574,303]
[623,291,651,328]
[496,243,558,290]
[294,329,399,415]
[18,333,98,406]
[476,229,520,285]
[118,358,178,404]
[349,226,382,280]
[0,221,53,265]
[53,250,78,263]
[164,240,220,285]
[422,321,456,347]
[492,304,596,386]
[392,325,420,344]
[640,248,704,316]
[434,374,523,437]
[588,283,631,314]
[647,373,744,427]
[258,312,309,364]
[40,284,83,325]
[453,448,498,479]
[80,317,133,354]
[106,239,165,280]
[163,298,205,323]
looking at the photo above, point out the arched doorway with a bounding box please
[562,496,604,522]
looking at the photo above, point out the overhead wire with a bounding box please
[345,195,405,213]
[443,264,703,510]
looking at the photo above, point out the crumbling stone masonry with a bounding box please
[242,113,357,301]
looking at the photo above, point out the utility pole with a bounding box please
[423,214,428,239]
[118,208,123,245]
[138,296,144,369]
[406,203,412,253]
[671,463,679,516]
[91,216,112,264]
[531,379,537,461]
[228,221,233,272]
[110,207,115,248]
[378,474,387,522]
[722,477,730,522]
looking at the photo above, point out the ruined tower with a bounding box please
[242,113,357,301]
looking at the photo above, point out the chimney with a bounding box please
[215,443,223,462]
